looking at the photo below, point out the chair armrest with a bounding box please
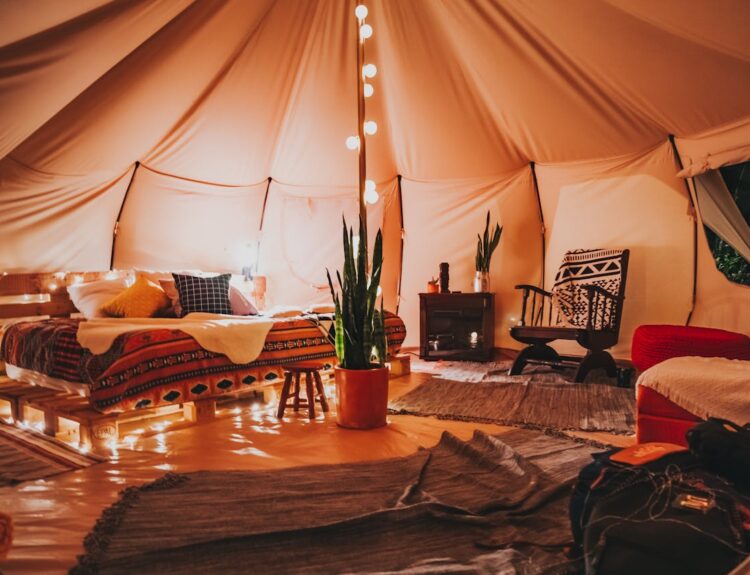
[582,284,622,301]
[514,284,552,297]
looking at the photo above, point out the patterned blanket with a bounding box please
[552,248,625,328]
[1,313,406,413]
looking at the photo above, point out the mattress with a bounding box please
[1,313,406,413]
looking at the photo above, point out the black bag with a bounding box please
[687,418,750,490]
[570,444,750,575]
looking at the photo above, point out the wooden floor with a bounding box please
[0,355,634,574]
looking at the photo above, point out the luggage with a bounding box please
[570,440,750,575]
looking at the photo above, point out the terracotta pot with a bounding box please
[426,282,439,294]
[334,366,389,429]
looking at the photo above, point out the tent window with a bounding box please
[704,161,750,285]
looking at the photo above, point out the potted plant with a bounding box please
[327,216,389,429]
[474,211,502,292]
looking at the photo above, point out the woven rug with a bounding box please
[73,428,596,575]
[391,360,635,434]
[0,420,104,486]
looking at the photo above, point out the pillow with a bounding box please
[67,278,129,318]
[160,279,256,316]
[229,287,258,316]
[172,273,232,316]
[158,279,183,317]
[101,276,171,318]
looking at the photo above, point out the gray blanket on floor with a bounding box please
[72,428,596,575]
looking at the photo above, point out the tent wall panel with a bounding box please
[536,143,694,358]
[257,180,393,310]
[0,159,133,272]
[113,167,266,273]
[398,170,540,350]
[675,118,750,177]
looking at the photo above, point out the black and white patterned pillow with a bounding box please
[172,273,232,316]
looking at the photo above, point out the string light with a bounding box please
[345,135,360,150]
[355,4,368,19]
[362,63,377,78]
[364,83,374,98]
[364,121,378,135]
[360,24,373,40]
[365,188,379,205]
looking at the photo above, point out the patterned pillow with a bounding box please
[101,276,171,318]
[172,273,232,316]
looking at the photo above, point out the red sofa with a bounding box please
[633,325,750,446]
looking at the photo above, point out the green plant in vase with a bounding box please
[326,216,389,429]
[474,211,502,292]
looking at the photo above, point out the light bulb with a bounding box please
[362,63,377,78]
[363,83,374,98]
[364,188,379,205]
[365,179,376,192]
[364,121,378,135]
[359,24,373,40]
[355,4,368,19]
[345,135,360,150]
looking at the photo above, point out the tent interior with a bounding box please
[0,1,749,573]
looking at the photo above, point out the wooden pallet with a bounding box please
[0,375,268,453]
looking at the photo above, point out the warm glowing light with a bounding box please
[364,121,377,135]
[355,4,368,19]
[47,282,58,292]
[362,63,377,78]
[364,181,379,205]
[364,83,374,98]
[359,24,373,40]
[69,274,83,285]
[345,135,360,150]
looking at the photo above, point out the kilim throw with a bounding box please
[552,248,625,328]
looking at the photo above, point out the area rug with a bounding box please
[392,361,635,434]
[0,420,104,486]
[73,428,596,575]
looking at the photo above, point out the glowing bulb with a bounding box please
[364,188,379,205]
[47,282,58,292]
[345,135,360,150]
[70,274,83,285]
[365,179,376,192]
[364,121,378,135]
[364,83,374,98]
[362,63,377,78]
[359,24,373,40]
[355,4,368,19]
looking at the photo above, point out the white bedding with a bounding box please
[637,356,750,423]
[77,312,275,364]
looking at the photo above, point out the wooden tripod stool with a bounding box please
[276,362,330,420]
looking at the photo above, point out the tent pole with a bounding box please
[396,174,404,314]
[109,161,140,270]
[529,161,545,290]
[668,134,698,325]
[356,10,368,242]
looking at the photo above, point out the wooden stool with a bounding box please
[276,362,330,419]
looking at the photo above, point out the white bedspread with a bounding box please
[637,356,750,424]
[77,313,275,364]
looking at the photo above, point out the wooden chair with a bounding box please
[509,249,629,383]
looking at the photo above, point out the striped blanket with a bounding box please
[1,313,406,413]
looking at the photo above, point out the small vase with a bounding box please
[473,271,490,293]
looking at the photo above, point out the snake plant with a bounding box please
[327,216,388,370]
[475,211,502,273]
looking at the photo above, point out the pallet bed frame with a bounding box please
[0,271,272,453]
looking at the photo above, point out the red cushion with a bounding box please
[637,386,702,421]
[636,413,699,447]
[631,324,750,372]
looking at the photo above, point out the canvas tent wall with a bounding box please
[1,0,749,357]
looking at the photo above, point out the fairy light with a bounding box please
[345,135,360,150]
[362,63,377,78]
[364,120,377,135]
[364,83,374,98]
